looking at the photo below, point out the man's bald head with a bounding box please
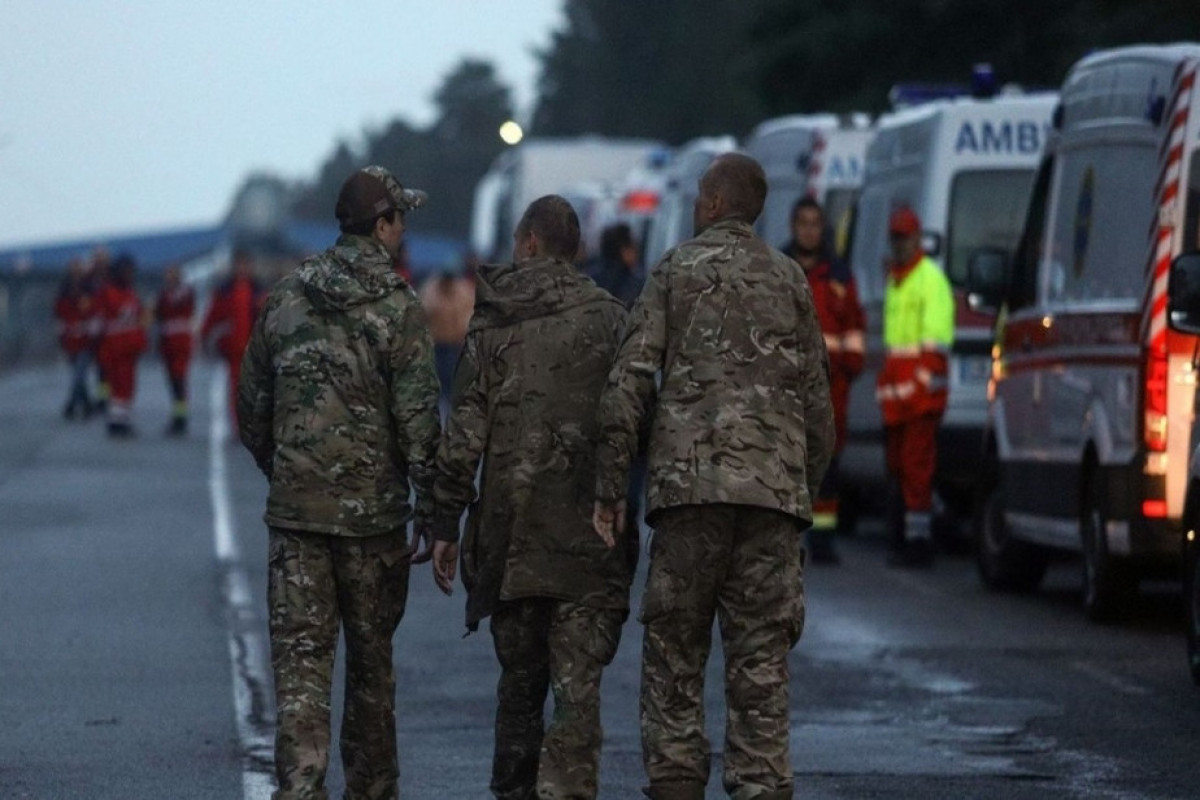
[697,153,768,228]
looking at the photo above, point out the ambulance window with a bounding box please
[945,169,1037,289]
[824,188,859,259]
[1046,144,1156,303]
[1185,152,1200,254]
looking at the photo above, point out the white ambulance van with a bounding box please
[743,113,839,249]
[642,136,738,267]
[469,137,663,262]
[805,122,875,258]
[979,44,1200,622]
[841,90,1057,532]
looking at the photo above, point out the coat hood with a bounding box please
[470,256,618,330]
[297,234,405,312]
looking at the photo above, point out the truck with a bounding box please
[469,137,664,262]
[841,90,1057,535]
[978,44,1200,622]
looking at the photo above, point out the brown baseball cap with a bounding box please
[335,165,428,227]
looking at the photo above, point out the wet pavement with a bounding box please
[1,359,1197,799]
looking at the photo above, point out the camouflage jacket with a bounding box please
[237,234,440,537]
[595,218,834,524]
[433,256,631,630]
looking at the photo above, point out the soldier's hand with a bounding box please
[408,518,435,565]
[433,540,459,595]
[592,500,626,548]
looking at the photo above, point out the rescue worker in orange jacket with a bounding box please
[201,250,263,424]
[155,264,195,436]
[781,196,865,563]
[96,254,148,438]
[877,207,955,567]
[54,258,100,420]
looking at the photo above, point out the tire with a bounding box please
[975,485,1048,592]
[1080,476,1134,623]
[1185,528,1200,686]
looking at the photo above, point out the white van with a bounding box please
[842,90,1057,530]
[743,113,840,249]
[642,136,738,268]
[469,137,663,262]
[979,44,1200,621]
[805,122,875,258]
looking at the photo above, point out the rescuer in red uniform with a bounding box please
[96,254,148,438]
[201,250,264,424]
[781,196,866,563]
[155,264,195,436]
[54,259,100,420]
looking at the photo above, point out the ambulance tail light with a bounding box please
[1144,350,1169,453]
[1142,499,1168,519]
[621,190,659,214]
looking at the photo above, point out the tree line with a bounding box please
[283,0,1200,240]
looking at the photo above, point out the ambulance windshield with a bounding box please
[945,169,1038,289]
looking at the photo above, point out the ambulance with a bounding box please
[805,122,876,258]
[642,136,738,267]
[743,113,840,249]
[842,90,1057,532]
[469,136,663,262]
[979,44,1200,622]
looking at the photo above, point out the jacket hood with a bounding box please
[470,256,618,330]
[297,234,404,312]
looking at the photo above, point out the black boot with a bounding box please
[807,526,840,565]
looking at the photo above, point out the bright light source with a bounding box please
[499,121,524,146]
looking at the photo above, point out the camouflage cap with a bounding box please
[335,165,428,227]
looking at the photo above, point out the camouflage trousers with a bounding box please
[489,598,625,800]
[640,504,806,799]
[267,528,412,800]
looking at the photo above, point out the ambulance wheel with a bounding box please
[1080,477,1134,623]
[1184,504,1200,686]
[975,485,1047,592]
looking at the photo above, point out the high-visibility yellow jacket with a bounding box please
[876,254,955,425]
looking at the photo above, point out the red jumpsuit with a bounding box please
[791,252,866,530]
[97,283,148,429]
[202,276,263,422]
[54,289,100,418]
[156,285,195,427]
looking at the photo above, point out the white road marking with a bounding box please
[208,369,275,798]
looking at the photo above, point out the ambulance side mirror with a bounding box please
[1167,253,1200,335]
[966,246,1010,315]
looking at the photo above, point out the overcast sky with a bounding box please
[0,0,561,248]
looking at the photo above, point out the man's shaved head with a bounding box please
[699,153,768,224]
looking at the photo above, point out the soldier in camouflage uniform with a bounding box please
[430,195,634,800]
[593,153,835,800]
[237,166,440,800]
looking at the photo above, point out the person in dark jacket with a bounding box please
[432,195,633,800]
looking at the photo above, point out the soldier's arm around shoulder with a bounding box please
[797,276,835,501]
[594,255,670,502]
[389,300,441,522]
[237,295,276,475]
[433,328,490,543]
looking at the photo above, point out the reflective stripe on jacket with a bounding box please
[877,254,954,424]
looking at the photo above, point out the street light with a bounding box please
[499,120,524,146]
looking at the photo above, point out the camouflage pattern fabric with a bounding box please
[433,256,634,629]
[594,218,834,525]
[238,234,440,538]
[639,504,805,799]
[267,527,412,800]
[490,598,624,800]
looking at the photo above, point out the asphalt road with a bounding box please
[1,359,1198,799]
